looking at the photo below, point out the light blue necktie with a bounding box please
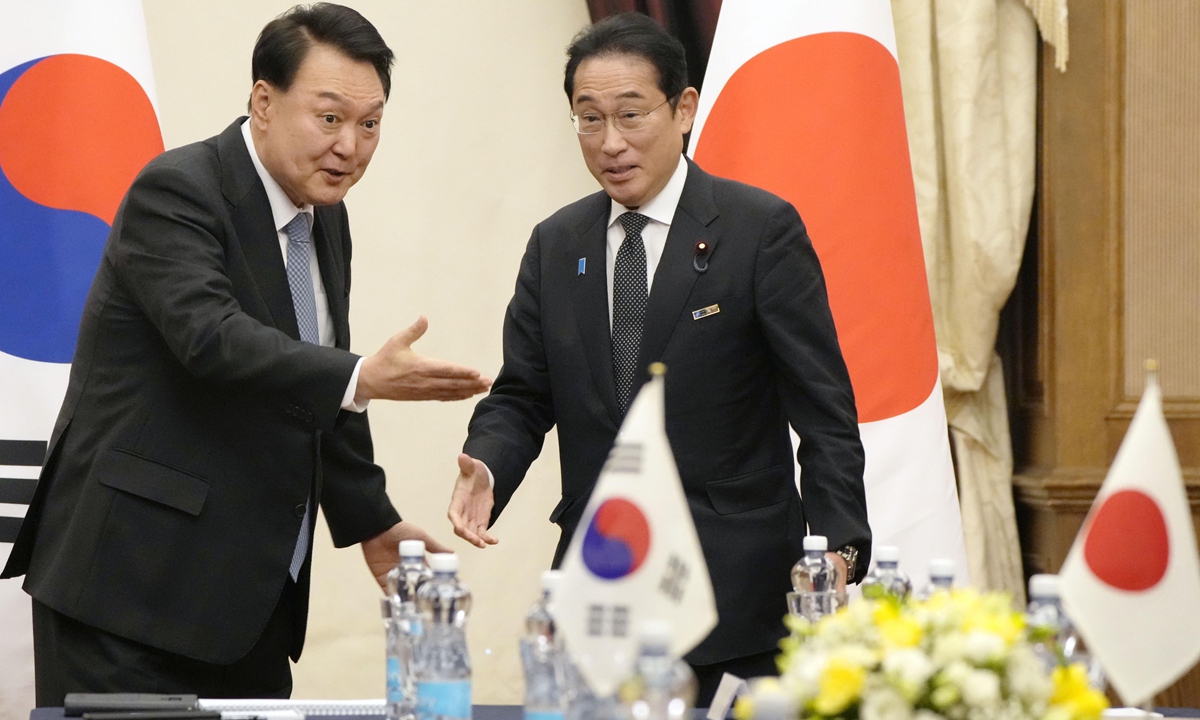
[284,212,318,581]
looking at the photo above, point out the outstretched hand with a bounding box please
[361,520,452,590]
[448,453,498,549]
[355,316,491,403]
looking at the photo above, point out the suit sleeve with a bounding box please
[463,225,556,523]
[320,202,400,546]
[112,162,358,432]
[754,201,872,580]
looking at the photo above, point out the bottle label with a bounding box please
[386,658,403,704]
[525,712,564,720]
[417,680,471,720]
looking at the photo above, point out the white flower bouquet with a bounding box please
[740,589,1108,720]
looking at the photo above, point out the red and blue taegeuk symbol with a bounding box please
[0,54,163,363]
[582,498,651,580]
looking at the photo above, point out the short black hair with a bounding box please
[564,13,688,107]
[252,3,394,100]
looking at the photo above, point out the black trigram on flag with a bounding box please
[0,439,46,544]
[602,442,643,474]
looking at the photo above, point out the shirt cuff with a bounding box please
[481,461,496,490]
[341,357,369,413]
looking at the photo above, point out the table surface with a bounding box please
[32,706,1200,720]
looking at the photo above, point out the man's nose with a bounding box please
[600,120,627,155]
[331,125,356,157]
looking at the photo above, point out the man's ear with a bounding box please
[249,80,273,128]
[676,86,700,134]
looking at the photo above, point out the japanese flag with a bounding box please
[689,0,968,589]
[1060,370,1200,705]
[556,367,718,696]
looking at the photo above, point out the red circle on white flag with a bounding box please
[693,33,938,423]
[1083,489,1169,591]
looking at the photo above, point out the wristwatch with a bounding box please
[834,545,858,580]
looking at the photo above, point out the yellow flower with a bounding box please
[733,695,755,720]
[957,595,1024,646]
[1049,664,1109,720]
[813,657,865,715]
[871,600,923,649]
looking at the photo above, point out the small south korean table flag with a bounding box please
[556,363,718,696]
[1060,361,1200,705]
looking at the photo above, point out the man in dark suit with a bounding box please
[447,13,871,703]
[1,4,490,704]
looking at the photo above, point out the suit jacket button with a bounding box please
[294,503,306,517]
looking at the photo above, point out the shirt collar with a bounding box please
[608,154,689,228]
[241,118,312,233]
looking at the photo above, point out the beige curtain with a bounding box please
[890,0,1047,603]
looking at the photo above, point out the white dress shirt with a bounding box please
[240,120,366,412]
[606,154,689,327]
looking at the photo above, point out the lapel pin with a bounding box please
[693,240,710,273]
[578,258,586,275]
[692,303,720,320]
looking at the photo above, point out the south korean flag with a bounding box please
[555,364,718,696]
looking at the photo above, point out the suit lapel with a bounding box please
[218,118,301,341]
[568,194,622,428]
[632,160,720,396]
[312,211,349,349]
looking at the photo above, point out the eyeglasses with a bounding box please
[571,98,671,135]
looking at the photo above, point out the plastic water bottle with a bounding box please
[1026,574,1106,690]
[562,645,621,720]
[416,553,472,720]
[741,678,796,720]
[914,558,956,600]
[618,621,697,720]
[790,535,839,621]
[387,541,433,720]
[861,545,912,601]
[521,571,564,720]
[562,654,598,720]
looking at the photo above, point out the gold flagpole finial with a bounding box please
[1144,358,1159,374]
[649,362,667,376]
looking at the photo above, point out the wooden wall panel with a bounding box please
[1122,1,1200,401]
[1005,0,1200,708]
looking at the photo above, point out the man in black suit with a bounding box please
[1,4,490,704]
[447,13,871,703]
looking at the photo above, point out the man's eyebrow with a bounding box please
[317,91,385,113]
[573,90,647,105]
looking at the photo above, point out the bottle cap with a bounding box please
[928,558,955,578]
[399,540,426,558]
[803,535,828,552]
[542,570,563,594]
[429,552,458,573]
[747,678,795,720]
[639,619,673,647]
[1029,573,1059,598]
[876,545,900,563]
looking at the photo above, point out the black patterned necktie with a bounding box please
[613,212,649,414]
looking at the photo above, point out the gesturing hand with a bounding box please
[355,316,492,403]
[361,521,452,590]
[448,453,498,549]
